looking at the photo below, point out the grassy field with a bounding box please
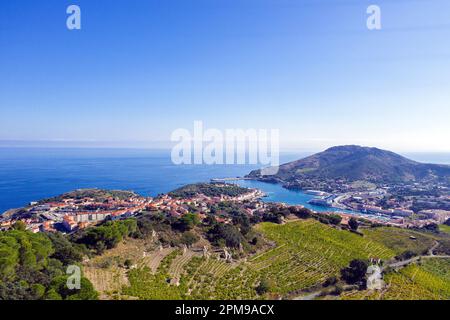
[440,224,450,235]
[362,226,437,255]
[84,219,448,300]
[342,258,450,300]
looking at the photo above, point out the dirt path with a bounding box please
[291,241,449,300]
[383,241,450,271]
[293,291,322,300]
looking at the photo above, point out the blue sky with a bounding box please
[0,0,449,152]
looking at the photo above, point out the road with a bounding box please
[293,291,322,300]
[291,241,449,300]
[383,241,449,271]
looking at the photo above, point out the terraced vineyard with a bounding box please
[168,250,198,281]
[342,258,450,300]
[362,226,437,255]
[440,224,450,235]
[186,258,247,299]
[142,247,175,272]
[83,266,129,299]
[119,219,398,300]
[123,250,184,300]
[249,220,395,294]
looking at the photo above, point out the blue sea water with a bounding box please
[0,148,306,214]
[1,148,449,215]
[233,179,353,214]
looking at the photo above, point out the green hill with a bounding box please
[248,145,450,185]
[169,183,251,198]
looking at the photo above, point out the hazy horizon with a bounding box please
[1,139,450,153]
[1,142,450,166]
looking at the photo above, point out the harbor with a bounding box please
[213,178,397,223]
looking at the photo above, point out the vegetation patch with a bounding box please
[169,183,251,198]
[363,227,436,256]
[439,224,450,235]
[117,219,396,299]
[342,258,450,300]
[0,225,97,300]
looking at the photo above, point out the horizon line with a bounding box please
[0,140,449,154]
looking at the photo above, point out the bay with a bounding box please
[1,148,449,215]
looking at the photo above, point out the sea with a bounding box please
[1,148,449,215]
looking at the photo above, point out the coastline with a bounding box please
[213,177,396,223]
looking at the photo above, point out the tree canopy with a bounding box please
[0,229,97,300]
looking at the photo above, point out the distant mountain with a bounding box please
[248,145,450,185]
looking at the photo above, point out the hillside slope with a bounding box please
[248,145,450,184]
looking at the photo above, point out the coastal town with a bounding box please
[0,190,151,233]
[246,145,450,228]
[0,185,265,234]
[1,180,449,235]
[304,181,450,227]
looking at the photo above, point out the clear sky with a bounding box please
[0,0,449,152]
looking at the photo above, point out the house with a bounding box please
[419,209,450,223]
[74,212,111,223]
[62,215,78,232]
[393,208,414,217]
[40,220,55,232]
